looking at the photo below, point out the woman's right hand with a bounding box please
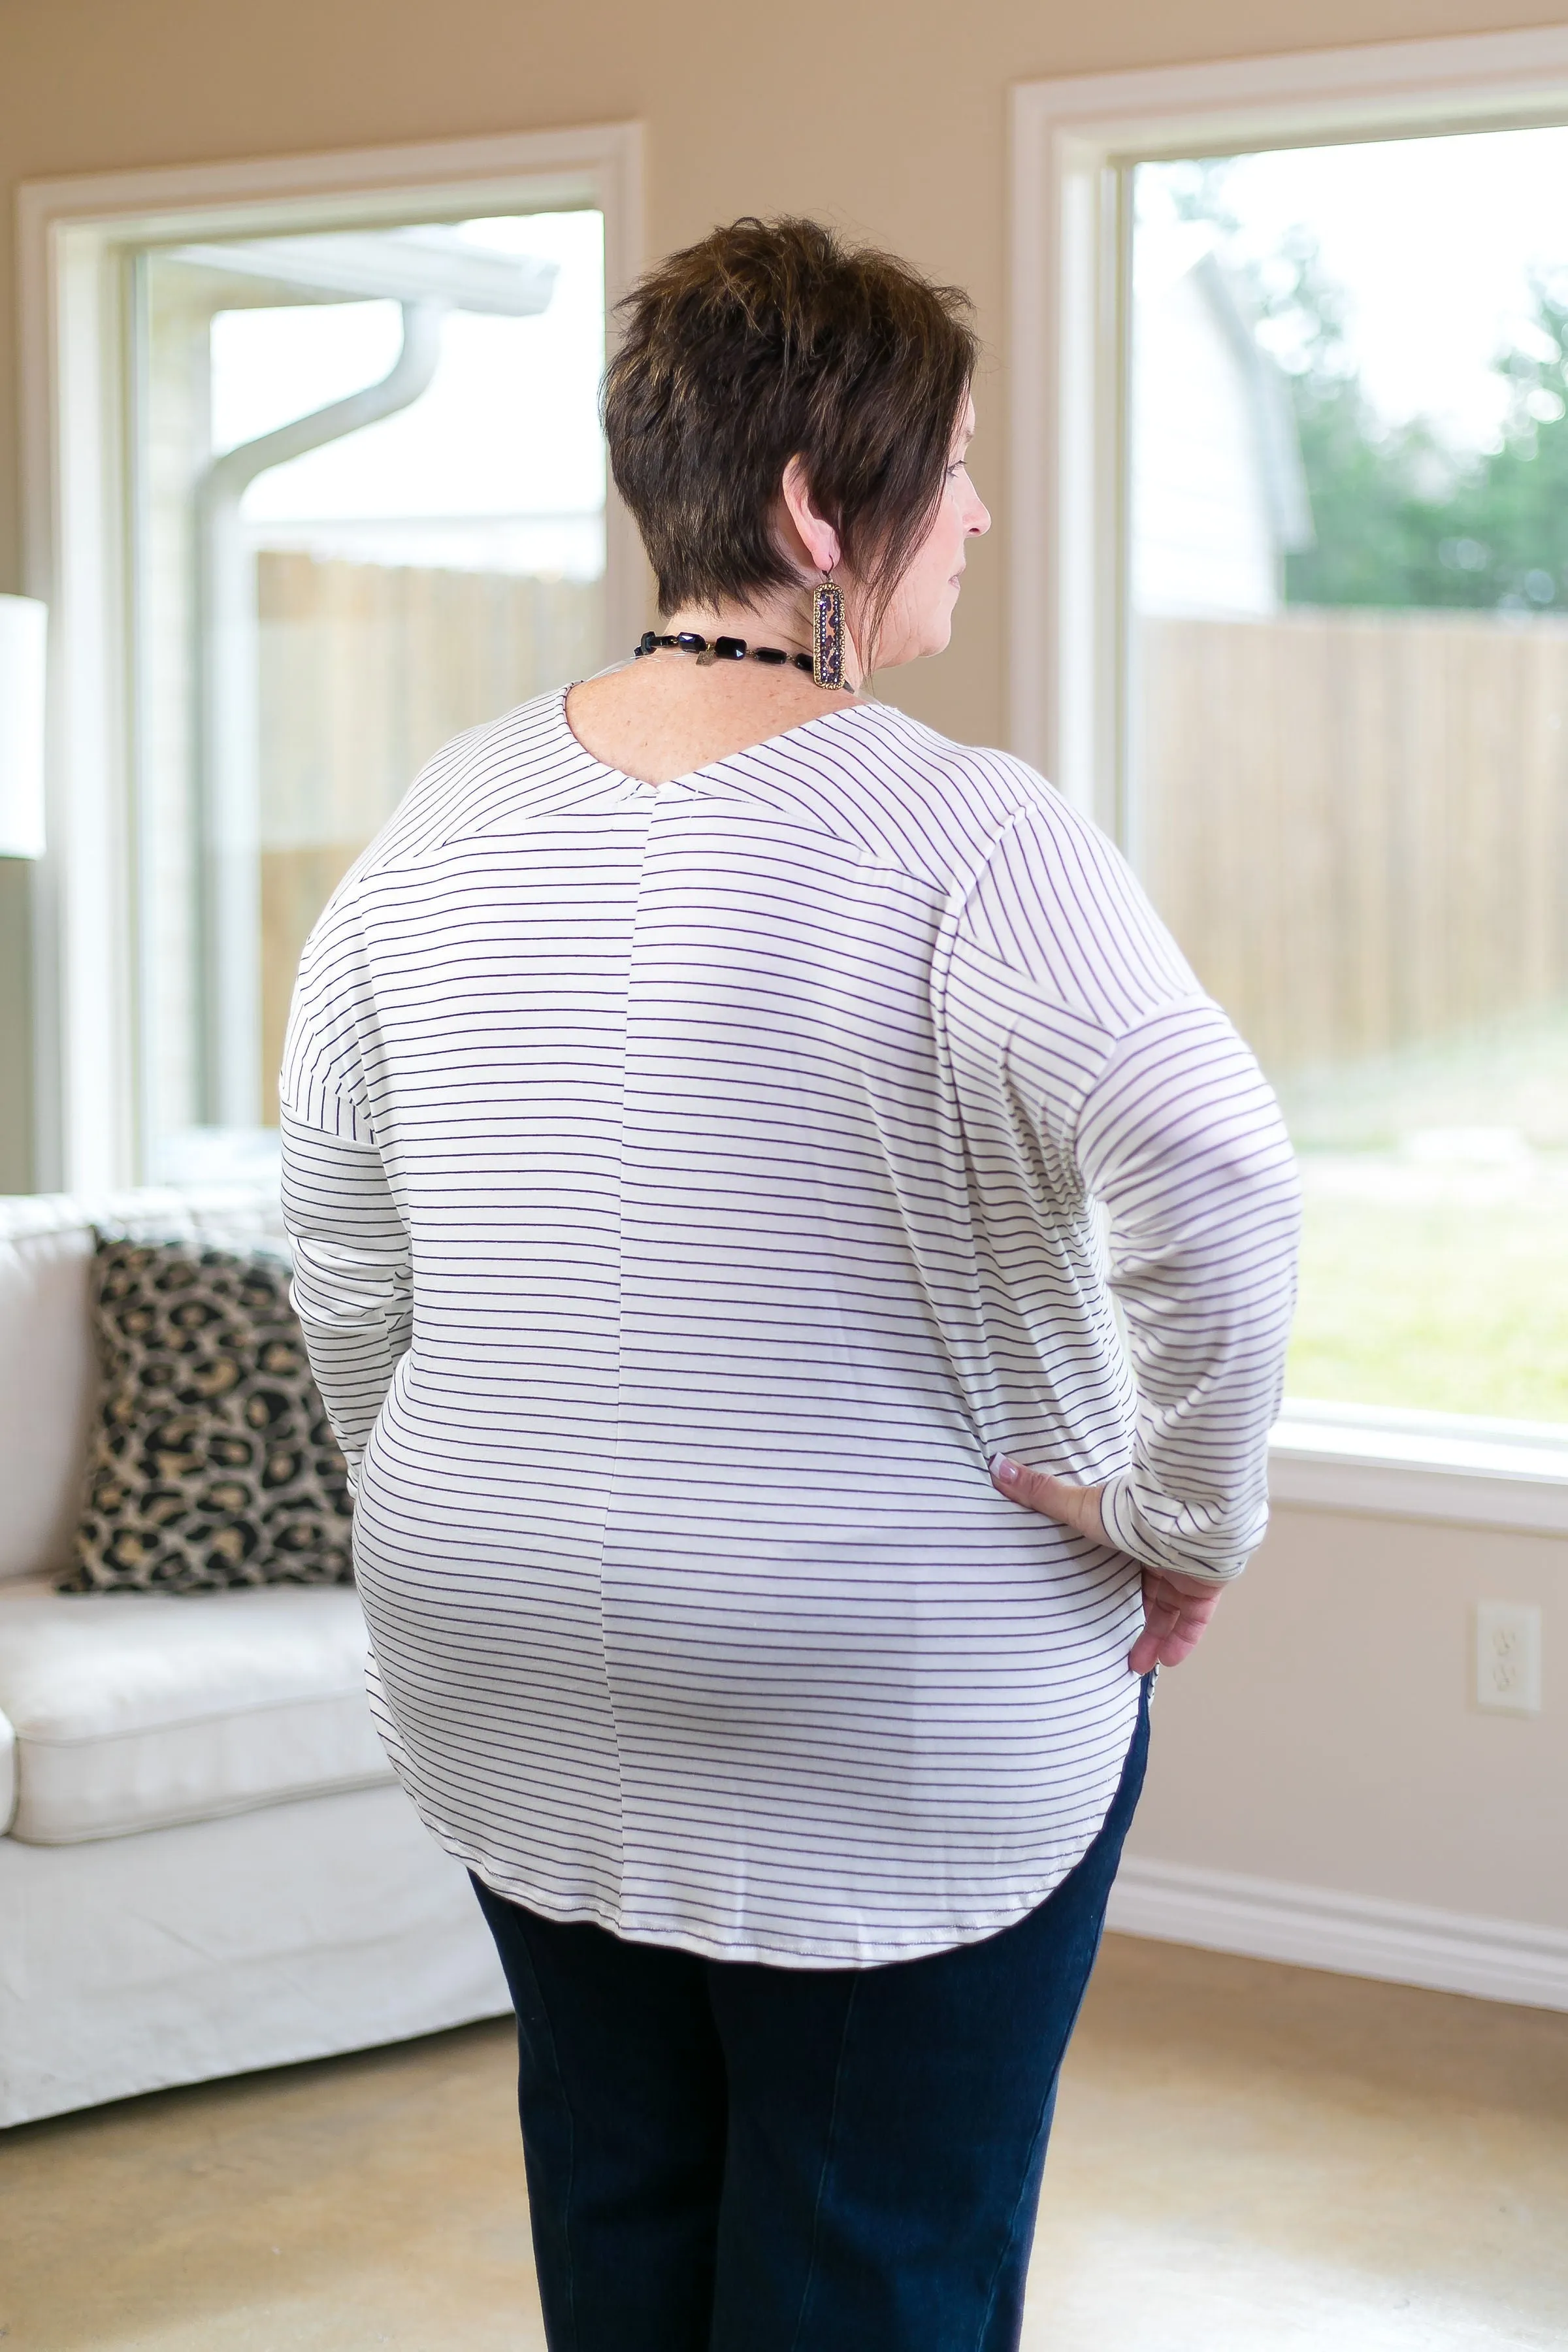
[989,1455,1228,1673]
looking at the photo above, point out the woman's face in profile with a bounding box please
[872,399,990,670]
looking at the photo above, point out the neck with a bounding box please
[661,589,864,691]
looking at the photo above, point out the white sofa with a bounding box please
[0,1186,508,2128]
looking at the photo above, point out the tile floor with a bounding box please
[3,1936,1566,2350]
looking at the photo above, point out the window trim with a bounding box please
[1270,1405,1568,1535]
[18,123,645,1194]
[1010,30,1568,1518]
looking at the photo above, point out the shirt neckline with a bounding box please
[552,682,883,794]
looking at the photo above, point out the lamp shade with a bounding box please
[0,594,47,858]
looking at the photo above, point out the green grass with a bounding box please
[1269,1002,1568,1426]
[1288,1180,1568,1422]
[1275,1003,1568,1154]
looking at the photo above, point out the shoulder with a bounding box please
[827,702,1158,907]
[809,701,1056,871]
[842,706,1200,1030]
[300,687,576,952]
[357,688,578,875]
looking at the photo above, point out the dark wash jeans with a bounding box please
[472,1676,1151,2352]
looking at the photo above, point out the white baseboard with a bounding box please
[1108,1858,1568,2012]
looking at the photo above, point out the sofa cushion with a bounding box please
[61,1235,352,1595]
[0,1187,286,1585]
[0,1575,394,1844]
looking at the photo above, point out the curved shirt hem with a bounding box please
[429,1783,1137,1974]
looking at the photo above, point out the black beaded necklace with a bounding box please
[635,628,815,674]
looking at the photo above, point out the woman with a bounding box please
[281,217,1299,2351]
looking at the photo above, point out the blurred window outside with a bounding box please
[131,206,608,1191]
[1127,128,1568,1448]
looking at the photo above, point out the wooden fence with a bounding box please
[1139,608,1568,1075]
[255,551,604,1116]
[253,580,1568,1113]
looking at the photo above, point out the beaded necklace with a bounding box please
[635,628,815,675]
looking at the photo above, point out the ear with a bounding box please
[781,455,842,575]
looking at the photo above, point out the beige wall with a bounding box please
[0,860,30,1192]
[1130,1503,1568,1931]
[1,0,1564,1939]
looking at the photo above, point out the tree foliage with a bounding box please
[1282,267,1568,613]
[1167,163,1568,612]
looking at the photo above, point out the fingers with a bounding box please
[989,1458,1229,1673]
[1129,1568,1226,1674]
[989,1455,1107,1545]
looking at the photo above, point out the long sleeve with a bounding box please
[255,688,1308,1966]
[280,1107,412,1491]
[1075,997,1301,1583]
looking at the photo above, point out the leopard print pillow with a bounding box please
[59,1235,354,1594]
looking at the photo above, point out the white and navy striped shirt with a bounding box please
[280,687,1299,1967]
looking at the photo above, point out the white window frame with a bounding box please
[18,122,644,1200]
[1011,29,1568,1531]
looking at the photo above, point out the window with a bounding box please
[20,129,642,1194]
[137,210,607,1179]
[1014,34,1568,1509]
[1128,133,1568,1431]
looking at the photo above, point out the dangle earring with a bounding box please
[811,568,847,691]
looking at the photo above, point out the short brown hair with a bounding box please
[602,218,977,642]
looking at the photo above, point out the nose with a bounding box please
[968,493,991,537]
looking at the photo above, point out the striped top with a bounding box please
[280,687,1299,1968]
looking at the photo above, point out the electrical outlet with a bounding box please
[1475,1602,1543,1716]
